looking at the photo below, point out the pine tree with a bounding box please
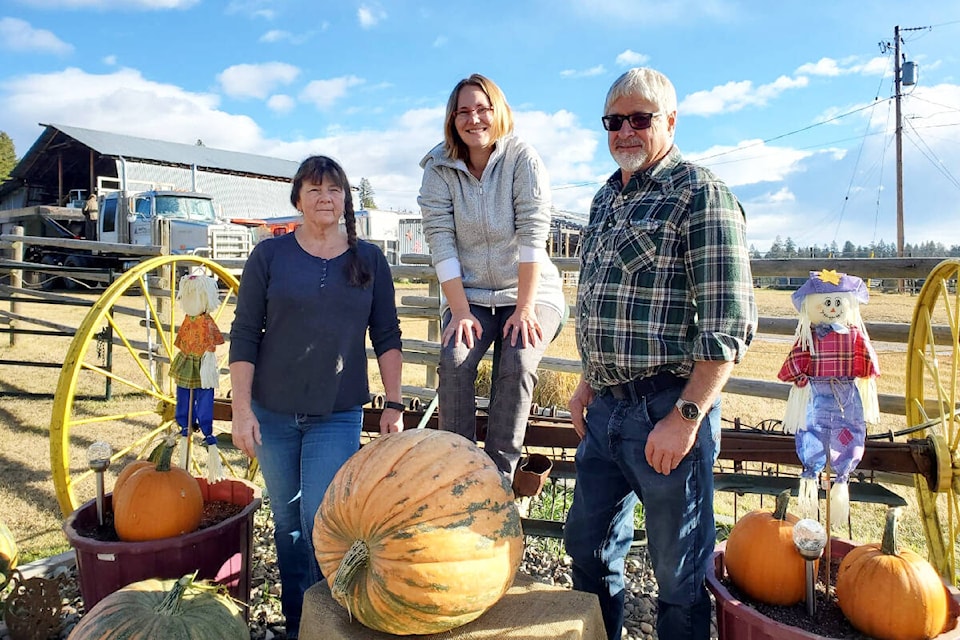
[0,131,16,182]
[358,177,377,210]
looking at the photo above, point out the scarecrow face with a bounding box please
[805,292,856,325]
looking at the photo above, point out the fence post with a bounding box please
[9,226,24,346]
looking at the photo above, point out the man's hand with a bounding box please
[644,411,698,475]
[568,378,594,439]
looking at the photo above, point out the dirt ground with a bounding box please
[0,284,939,564]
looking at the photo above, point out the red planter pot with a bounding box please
[707,539,960,640]
[63,477,261,612]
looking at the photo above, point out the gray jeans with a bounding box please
[437,304,563,480]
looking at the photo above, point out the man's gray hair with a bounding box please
[604,67,678,115]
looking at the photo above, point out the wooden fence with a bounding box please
[0,227,954,535]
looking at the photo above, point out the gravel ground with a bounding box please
[0,498,718,640]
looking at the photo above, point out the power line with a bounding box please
[903,119,960,190]
[693,100,889,164]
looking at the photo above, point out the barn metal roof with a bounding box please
[38,123,300,179]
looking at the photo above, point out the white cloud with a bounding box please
[615,50,649,67]
[794,58,844,77]
[680,75,809,116]
[300,76,364,109]
[267,94,295,114]
[20,0,198,7]
[0,17,73,55]
[358,4,387,29]
[225,0,274,18]
[795,56,889,78]
[218,63,300,100]
[103,54,118,65]
[259,29,314,44]
[688,139,814,187]
[0,67,266,156]
[259,30,289,43]
[514,109,601,212]
[560,65,606,79]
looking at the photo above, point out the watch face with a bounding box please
[679,401,699,420]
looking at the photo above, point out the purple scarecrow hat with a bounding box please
[791,269,869,311]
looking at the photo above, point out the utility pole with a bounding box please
[893,25,904,259]
[881,24,926,260]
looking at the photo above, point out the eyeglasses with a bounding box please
[601,112,661,132]
[455,106,494,120]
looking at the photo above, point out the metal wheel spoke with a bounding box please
[906,259,960,584]
[50,256,252,515]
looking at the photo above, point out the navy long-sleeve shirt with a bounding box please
[229,232,402,415]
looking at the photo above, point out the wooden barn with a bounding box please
[0,124,301,220]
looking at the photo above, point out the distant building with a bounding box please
[0,124,300,220]
[354,209,425,266]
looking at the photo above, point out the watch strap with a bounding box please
[384,400,406,412]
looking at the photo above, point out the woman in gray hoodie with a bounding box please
[418,73,566,483]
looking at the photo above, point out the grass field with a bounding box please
[0,282,948,575]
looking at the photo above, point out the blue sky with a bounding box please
[2,0,959,253]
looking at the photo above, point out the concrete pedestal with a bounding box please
[299,572,606,640]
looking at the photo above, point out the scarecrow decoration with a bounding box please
[778,270,880,526]
[170,273,225,482]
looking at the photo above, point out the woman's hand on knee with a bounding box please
[442,311,482,348]
[503,305,542,348]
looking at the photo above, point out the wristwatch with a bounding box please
[384,401,406,412]
[675,398,701,422]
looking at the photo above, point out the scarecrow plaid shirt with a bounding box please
[576,146,757,389]
[777,325,880,384]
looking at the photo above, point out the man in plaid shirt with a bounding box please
[563,67,757,640]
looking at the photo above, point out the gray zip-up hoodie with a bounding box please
[418,133,565,315]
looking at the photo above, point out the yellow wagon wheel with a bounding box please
[50,255,255,517]
[905,258,960,583]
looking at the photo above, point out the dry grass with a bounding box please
[0,283,946,572]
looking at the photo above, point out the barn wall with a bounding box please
[120,162,296,219]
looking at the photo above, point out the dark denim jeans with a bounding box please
[251,400,363,638]
[437,304,562,479]
[563,383,720,640]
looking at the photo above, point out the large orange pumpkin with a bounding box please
[113,442,203,542]
[723,489,812,606]
[836,507,953,640]
[313,429,523,635]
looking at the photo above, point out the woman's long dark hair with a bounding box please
[290,155,371,288]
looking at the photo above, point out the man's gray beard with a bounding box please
[612,148,649,176]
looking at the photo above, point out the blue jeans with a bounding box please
[563,384,720,640]
[437,304,562,479]
[251,400,363,638]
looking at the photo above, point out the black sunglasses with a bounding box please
[601,112,662,132]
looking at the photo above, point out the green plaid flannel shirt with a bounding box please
[576,146,757,388]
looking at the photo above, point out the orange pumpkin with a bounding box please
[837,507,952,640]
[723,489,812,606]
[313,429,523,635]
[113,441,168,498]
[113,442,203,542]
[0,519,18,590]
